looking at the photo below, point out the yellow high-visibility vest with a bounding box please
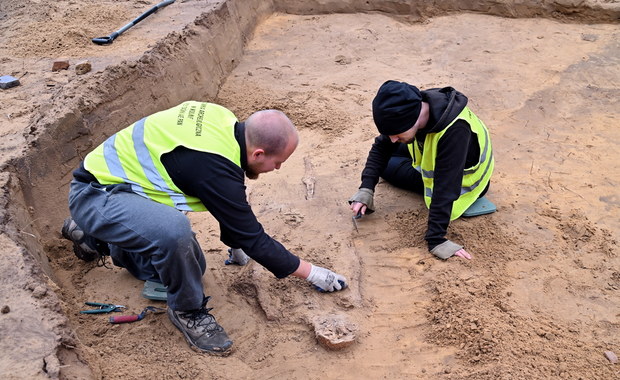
[408,106,494,220]
[84,101,240,212]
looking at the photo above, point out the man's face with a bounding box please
[388,125,418,144]
[388,113,423,144]
[387,102,428,144]
[246,140,297,180]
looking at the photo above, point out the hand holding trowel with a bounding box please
[348,188,375,233]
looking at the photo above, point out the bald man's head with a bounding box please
[244,110,298,179]
[245,110,298,155]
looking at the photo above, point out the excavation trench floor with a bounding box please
[1,1,619,379]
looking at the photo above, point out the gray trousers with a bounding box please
[68,180,206,311]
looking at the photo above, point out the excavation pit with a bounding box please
[1,1,619,378]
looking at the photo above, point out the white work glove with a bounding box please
[306,264,347,292]
[224,248,250,266]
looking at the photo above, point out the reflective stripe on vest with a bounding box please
[84,102,240,212]
[408,106,494,220]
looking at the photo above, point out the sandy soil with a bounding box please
[1,0,619,379]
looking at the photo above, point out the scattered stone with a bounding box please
[43,354,60,379]
[52,60,70,71]
[336,297,354,309]
[75,60,92,75]
[604,350,618,364]
[334,55,352,65]
[0,75,20,89]
[32,285,47,299]
[581,34,598,42]
[312,314,358,350]
[1,305,10,314]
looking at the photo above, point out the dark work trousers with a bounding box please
[67,180,206,311]
[380,144,425,194]
[381,143,488,198]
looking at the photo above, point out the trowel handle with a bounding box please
[109,315,141,324]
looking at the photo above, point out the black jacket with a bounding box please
[359,87,481,250]
[73,122,300,278]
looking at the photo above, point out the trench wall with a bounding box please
[1,0,618,378]
[276,0,620,22]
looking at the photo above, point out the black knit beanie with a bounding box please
[372,80,422,135]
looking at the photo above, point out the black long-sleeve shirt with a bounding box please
[359,87,481,250]
[73,122,300,278]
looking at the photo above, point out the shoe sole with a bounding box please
[61,218,99,262]
[167,308,233,356]
[60,218,74,241]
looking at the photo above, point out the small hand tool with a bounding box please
[352,210,362,233]
[314,280,347,293]
[80,302,126,314]
[109,306,166,324]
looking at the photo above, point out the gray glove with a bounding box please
[224,248,250,266]
[307,265,347,292]
[348,188,375,214]
[430,240,463,260]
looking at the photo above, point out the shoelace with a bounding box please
[92,238,111,268]
[96,254,111,269]
[180,297,219,332]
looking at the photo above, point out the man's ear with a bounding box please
[250,148,265,161]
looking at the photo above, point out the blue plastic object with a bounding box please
[462,196,496,217]
[142,280,167,301]
[0,75,20,89]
